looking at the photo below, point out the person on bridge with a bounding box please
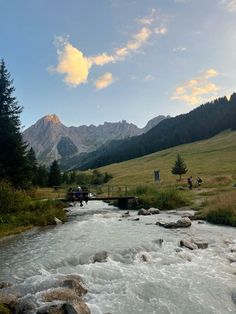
[75,186,83,207]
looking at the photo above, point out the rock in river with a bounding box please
[157,217,192,228]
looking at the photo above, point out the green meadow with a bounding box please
[99,130,236,188]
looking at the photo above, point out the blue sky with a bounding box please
[1,0,236,129]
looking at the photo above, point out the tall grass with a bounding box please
[203,191,236,226]
[131,185,190,210]
[0,181,67,238]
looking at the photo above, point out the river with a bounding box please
[0,201,236,313]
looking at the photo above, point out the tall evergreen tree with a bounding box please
[35,165,49,187]
[0,59,29,187]
[48,160,61,187]
[171,154,188,181]
[26,147,38,185]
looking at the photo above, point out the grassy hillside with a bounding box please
[98,130,236,187]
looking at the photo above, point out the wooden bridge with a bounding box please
[63,185,137,209]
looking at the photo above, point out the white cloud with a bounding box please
[154,26,167,35]
[95,73,115,90]
[171,69,220,106]
[173,46,187,52]
[221,0,236,12]
[52,12,167,88]
[143,74,155,81]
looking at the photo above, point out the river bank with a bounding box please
[0,201,236,313]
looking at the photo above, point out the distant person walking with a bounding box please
[196,177,203,188]
[187,176,193,190]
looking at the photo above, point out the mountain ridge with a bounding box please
[23,114,168,166]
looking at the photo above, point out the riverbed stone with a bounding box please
[148,208,160,215]
[121,211,130,218]
[0,282,13,289]
[157,217,192,228]
[15,297,37,314]
[61,280,87,297]
[0,292,18,310]
[54,217,63,225]
[180,239,198,250]
[40,288,79,303]
[138,208,151,215]
[36,302,71,314]
[227,254,236,263]
[232,290,236,305]
[192,238,208,249]
[93,251,108,263]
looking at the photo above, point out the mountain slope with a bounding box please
[77,93,236,170]
[23,114,167,166]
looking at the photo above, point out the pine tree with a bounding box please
[171,154,188,181]
[0,59,29,187]
[26,147,38,185]
[35,165,49,187]
[48,160,61,187]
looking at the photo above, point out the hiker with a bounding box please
[82,186,89,204]
[196,177,203,188]
[75,186,83,207]
[187,176,193,190]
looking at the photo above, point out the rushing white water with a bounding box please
[1,201,236,313]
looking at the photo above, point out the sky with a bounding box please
[1,0,236,129]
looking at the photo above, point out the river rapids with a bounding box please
[0,201,236,313]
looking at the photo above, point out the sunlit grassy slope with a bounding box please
[98,130,236,187]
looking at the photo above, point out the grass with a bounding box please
[0,182,67,239]
[197,190,236,226]
[0,304,10,314]
[98,130,236,188]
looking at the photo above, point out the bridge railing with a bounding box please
[87,184,132,197]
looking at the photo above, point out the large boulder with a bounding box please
[40,288,80,303]
[157,217,192,229]
[148,208,160,215]
[0,292,18,310]
[58,275,87,297]
[37,301,90,314]
[92,251,108,263]
[180,239,198,250]
[138,209,151,216]
[192,238,208,249]
[15,297,37,314]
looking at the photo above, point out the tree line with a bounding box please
[0,60,112,189]
[76,92,236,170]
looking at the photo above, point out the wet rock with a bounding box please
[227,254,236,263]
[230,246,236,253]
[177,251,192,262]
[121,211,130,218]
[197,220,205,224]
[40,288,79,303]
[37,302,78,314]
[148,208,160,215]
[15,297,37,314]
[232,290,236,305]
[153,238,163,247]
[61,277,87,297]
[54,217,63,225]
[192,238,208,249]
[0,282,13,289]
[129,218,140,221]
[138,208,151,216]
[180,212,194,219]
[157,217,192,228]
[167,210,177,214]
[175,248,182,253]
[0,292,18,309]
[93,251,108,263]
[180,239,197,250]
[70,300,91,314]
[140,254,149,262]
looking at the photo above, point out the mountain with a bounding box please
[23,114,167,166]
[76,93,236,170]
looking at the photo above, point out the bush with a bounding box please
[0,181,31,215]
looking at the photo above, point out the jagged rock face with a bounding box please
[23,114,167,165]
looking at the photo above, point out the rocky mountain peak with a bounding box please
[42,114,61,124]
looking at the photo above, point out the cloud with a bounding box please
[55,42,92,87]
[143,74,155,81]
[154,26,167,35]
[221,0,236,12]
[95,73,115,90]
[52,12,167,88]
[171,69,220,106]
[173,46,187,52]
